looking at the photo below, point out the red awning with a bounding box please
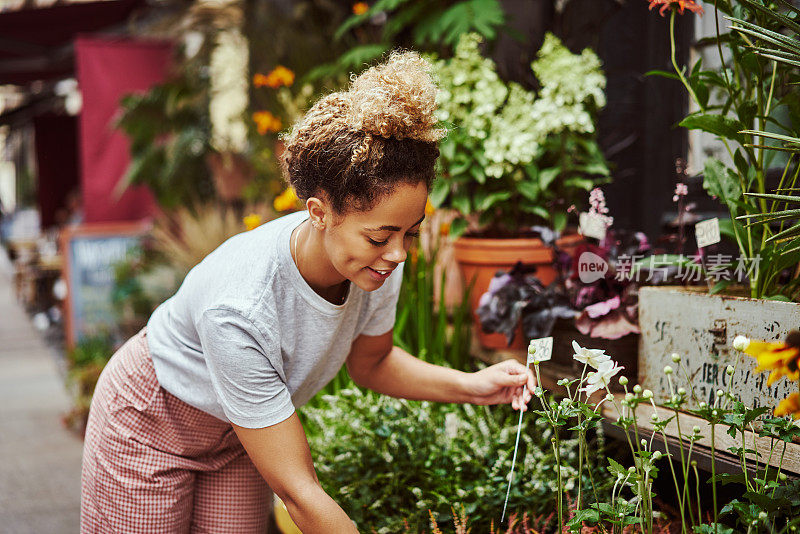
[0,0,145,86]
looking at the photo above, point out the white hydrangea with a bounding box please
[434,32,606,179]
[209,28,249,153]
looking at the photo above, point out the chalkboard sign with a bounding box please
[61,221,150,348]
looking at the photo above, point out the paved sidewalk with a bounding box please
[0,250,83,533]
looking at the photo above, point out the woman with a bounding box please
[80,51,534,533]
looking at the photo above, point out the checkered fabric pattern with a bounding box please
[80,328,273,533]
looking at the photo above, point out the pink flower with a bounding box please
[673,182,688,202]
[585,295,621,319]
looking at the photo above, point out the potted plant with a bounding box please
[639,0,800,416]
[429,32,610,348]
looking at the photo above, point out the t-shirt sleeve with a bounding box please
[196,307,295,429]
[359,262,405,336]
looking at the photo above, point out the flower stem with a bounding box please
[711,422,719,533]
[670,11,703,113]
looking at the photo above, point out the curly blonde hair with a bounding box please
[282,50,445,214]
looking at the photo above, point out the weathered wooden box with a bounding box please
[638,286,799,411]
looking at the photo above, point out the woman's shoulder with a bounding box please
[176,212,306,313]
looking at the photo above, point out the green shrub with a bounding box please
[303,387,611,533]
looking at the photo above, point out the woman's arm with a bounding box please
[232,414,359,533]
[345,331,535,409]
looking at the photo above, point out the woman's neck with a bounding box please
[292,219,349,304]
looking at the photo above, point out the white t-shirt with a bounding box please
[146,210,403,428]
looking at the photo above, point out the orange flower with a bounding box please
[274,186,300,212]
[243,213,263,231]
[425,197,435,216]
[775,392,800,419]
[253,111,282,135]
[253,73,270,88]
[253,66,295,89]
[352,2,368,15]
[647,0,703,16]
[739,331,800,387]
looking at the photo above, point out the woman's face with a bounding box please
[322,181,428,292]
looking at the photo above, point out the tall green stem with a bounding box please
[711,423,719,533]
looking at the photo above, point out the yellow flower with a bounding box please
[425,197,435,216]
[775,392,800,419]
[243,213,262,231]
[253,111,282,135]
[254,66,295,89]
[352,2,368,15]
[740,331,800,387]
[274,186,300,212]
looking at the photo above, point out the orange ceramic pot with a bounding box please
[453,237,555,350]
[453,234,584,351]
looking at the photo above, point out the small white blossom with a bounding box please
[571,340,611,369]
[733,335,750,351]
[581,360,624,396]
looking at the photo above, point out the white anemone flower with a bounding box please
[572,340,611,369]
[580,360,624,396]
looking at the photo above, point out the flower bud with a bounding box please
[699,402,707,409]
[712,410,718,418]
[633,385,642,394]
[732,335,750,351]
[625,392,634,402]
[726,365,735,376]
[758,512,768,520]
[677,387,686,396]
[779,473,788,482]
[664,365,673,375]
[717,389,724,398]
[691,460,697,467]
[641,438,647,447]
[534,387,543,397]
[643,389,653,399]
[628,466,636,473]
[619,376,629,386]
[671,353,681,363]
[693,426,701,434]
[651,413,660,423]
[652,451,662,460]
[605,393,614,401]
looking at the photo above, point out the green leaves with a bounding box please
[679,114,747,145]
[303,388,608,532]
[703,158,742,210]
[334,0,506,48]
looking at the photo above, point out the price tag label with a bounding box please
[695,218,721,248]
[527,336,553,365]
[579,212,607,241]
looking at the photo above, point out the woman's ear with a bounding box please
[306,197,328,231]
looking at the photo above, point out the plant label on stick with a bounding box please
[579,212,607,241]
[695,218,721,249]
[501,336,552,524]
[527,336,553,365]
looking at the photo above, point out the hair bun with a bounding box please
[346,50,445,143]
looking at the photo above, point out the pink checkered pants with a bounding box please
[80,328,272,533]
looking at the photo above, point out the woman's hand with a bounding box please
[463,359,536,411]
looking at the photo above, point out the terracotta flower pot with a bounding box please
[453,234,585,351]
[206,151,254,202]
[453,237,556,350]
